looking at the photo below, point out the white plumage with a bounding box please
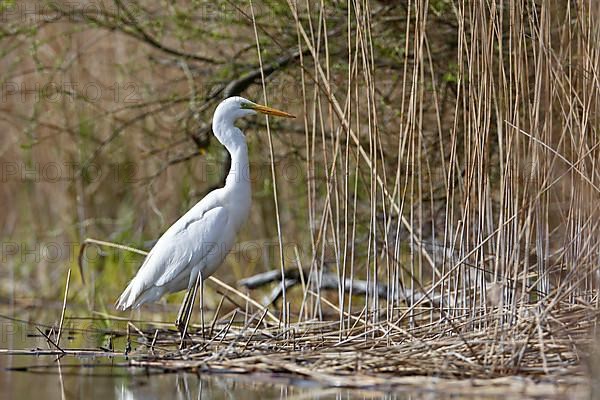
[115,97,294,328]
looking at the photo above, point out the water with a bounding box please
[1,353,418,400]
[1,354,372,400]
[0,307,411,400]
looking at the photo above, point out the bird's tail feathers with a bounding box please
[115,279,141,310]
[116,278,164,310]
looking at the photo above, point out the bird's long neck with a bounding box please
[224,140,250,192]
[213,121,252,200]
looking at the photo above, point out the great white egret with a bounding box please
[116,96,295,333]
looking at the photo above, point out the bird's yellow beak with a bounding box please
[251,103,296,118]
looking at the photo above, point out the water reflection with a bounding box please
[3,354,407,400]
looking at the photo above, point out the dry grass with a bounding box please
[124,305,593,379]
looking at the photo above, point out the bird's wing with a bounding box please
[155,205,229,286]
[131,204,229,289]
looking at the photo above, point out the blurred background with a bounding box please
[0,0,598,332]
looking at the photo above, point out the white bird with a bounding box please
[115,96,295,332]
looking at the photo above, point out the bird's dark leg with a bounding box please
[179,272,202,349]
[175,288,193,332]
[199,274,205,339]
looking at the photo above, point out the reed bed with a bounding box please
[125,307,593,380]
[16,297,591,396]
[2,302,593,397]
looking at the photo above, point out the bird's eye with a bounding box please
[240,102,251,110]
